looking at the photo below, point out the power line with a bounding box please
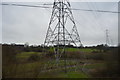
[72,8,119,13]
[1,3,52,8]
[1,3,120,13]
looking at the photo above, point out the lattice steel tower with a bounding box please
[106,29,110,46]
[44,0,82,69]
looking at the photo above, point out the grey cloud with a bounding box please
[2,2,118,46]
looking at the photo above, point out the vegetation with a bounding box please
[2,44,120,78]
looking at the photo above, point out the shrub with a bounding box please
[28,54,40,61]
[86,53,104,60]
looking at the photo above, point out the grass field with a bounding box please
[3,61,91,78]
[37,71,89,78]
[5,50,104,78]
[49,47,100,53]
[4,47,113,78]
[66,48,99,53]
[16,52,42,58]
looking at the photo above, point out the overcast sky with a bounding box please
[1,1,119,46]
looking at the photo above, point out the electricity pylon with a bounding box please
[106,29,110,46]
[44,0,82,73]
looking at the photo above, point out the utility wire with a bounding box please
[1,3,52,8]
[72,8,119,13]
[1,3,120,13]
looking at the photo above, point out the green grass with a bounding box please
[84,63,106,69]
[79,48,98,53]
[65,71,88,78]
[4,58,105,78]
[37,71,89,78]
[3,60,89,78]
[66,48,99,53]
[49,47,99,53]
[16,52,42,59]
[6,49,104,78]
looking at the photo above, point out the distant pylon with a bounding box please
[44,0,82,72]
[106,29,110,46]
